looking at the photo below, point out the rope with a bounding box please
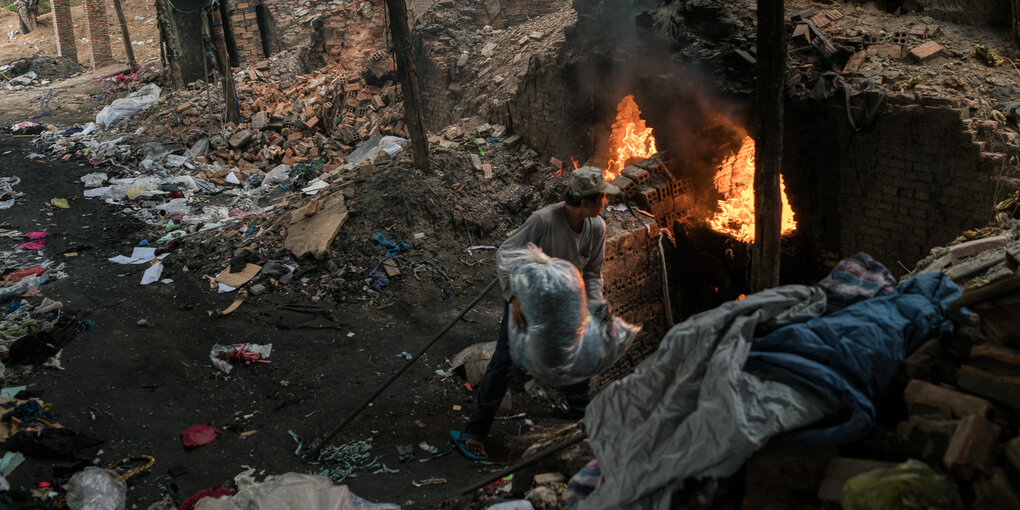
[287,432,397,483]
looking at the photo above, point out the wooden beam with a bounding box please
[751,0,785,292]
[111,0,136,68]
[385,0,431,173]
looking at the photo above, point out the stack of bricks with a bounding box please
[592,218,670,390]
[83,0,113,67]
[228,0,265,64]
[51,0,77,59]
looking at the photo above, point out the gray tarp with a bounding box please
[578,285,838,510]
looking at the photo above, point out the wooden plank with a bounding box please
[285,192,348,260]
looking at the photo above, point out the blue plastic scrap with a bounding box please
[373,233,410,256]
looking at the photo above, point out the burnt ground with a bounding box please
[0,132,578,508]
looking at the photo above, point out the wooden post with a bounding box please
[1013,0,1020,46]
[111,0,136,68]
[750,0,785,292]
[208,8,240,124]
[384,0,431,173]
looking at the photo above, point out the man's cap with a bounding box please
[569,166,620,196]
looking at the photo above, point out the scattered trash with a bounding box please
[109,246,156,264]
[842,459,963,510]
[140,258,165,285]
[49,198,69,209]
[137,319,152,328]
[209,343,272,374]
[65,467,126,510]
[974,44,1004,67]
[412,478,447,487]
[0,451,24,477]
[0,176,22,209]
[180,424,219,448]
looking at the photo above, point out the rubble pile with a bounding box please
[417,1,575,119]
[787,0,1018,119]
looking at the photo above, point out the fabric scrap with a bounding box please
[181,424,219,448]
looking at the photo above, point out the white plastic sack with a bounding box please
[66,467,126,510]
[261,164,290,189]
[502,245,639,386]
[96,83,162,127]
[194,472,399,510]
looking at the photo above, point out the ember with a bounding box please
[708,136,797,243]
[605,95,657,180]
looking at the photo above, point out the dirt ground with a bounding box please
[0,2,160,68]
[0,131,580,508]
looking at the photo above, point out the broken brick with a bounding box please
[481,163,492,182]
[943,413,1001,476]
[842,51,866,74]
[549,157,563,170]
[810,13,830,28]
[469,153,482,171]
[910,41,945,61]
[904,379,993,419]
[302,116,320,130]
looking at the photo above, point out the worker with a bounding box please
[451,166,619,461]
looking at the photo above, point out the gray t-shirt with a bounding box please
[496,203,606,303]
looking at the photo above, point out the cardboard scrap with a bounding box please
[216,263,262,288]
[285,192,348,260]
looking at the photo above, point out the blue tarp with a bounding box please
[746,272,962,445]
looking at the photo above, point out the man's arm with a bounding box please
[582,220,607,304]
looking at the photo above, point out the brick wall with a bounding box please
[228,0,265,64]
[82,0,113,67]
[593,220,670,388]
[785,95,999,276]
[51,0,77,59]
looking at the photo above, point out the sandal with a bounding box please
[450,430,488,461]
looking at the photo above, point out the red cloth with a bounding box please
[3,266,45,282]
[180,424,219,448]
[179,485,232,510]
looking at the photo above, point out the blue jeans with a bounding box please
[464,302,590,438]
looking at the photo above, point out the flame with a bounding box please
[708,136,797,243]
[605,95,657,180]
[571,158,580,170]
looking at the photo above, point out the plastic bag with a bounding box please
[261,164,291,189]
[502,245,639,386]
[80,172,108,188]
[842,459,962,510]
[66,467,127,510]
[96,83,162,127]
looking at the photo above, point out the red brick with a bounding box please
[810,13,829,27]
[867,44,903,60]
[943,413,1001,476]
[910,41,945,61]
[904,379,993,419]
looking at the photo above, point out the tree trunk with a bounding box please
[385,0,431,173]
[208,8,240,124]
[111,0,136,68]
[750,0,785,292]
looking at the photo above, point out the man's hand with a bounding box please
[511,297,528,331]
